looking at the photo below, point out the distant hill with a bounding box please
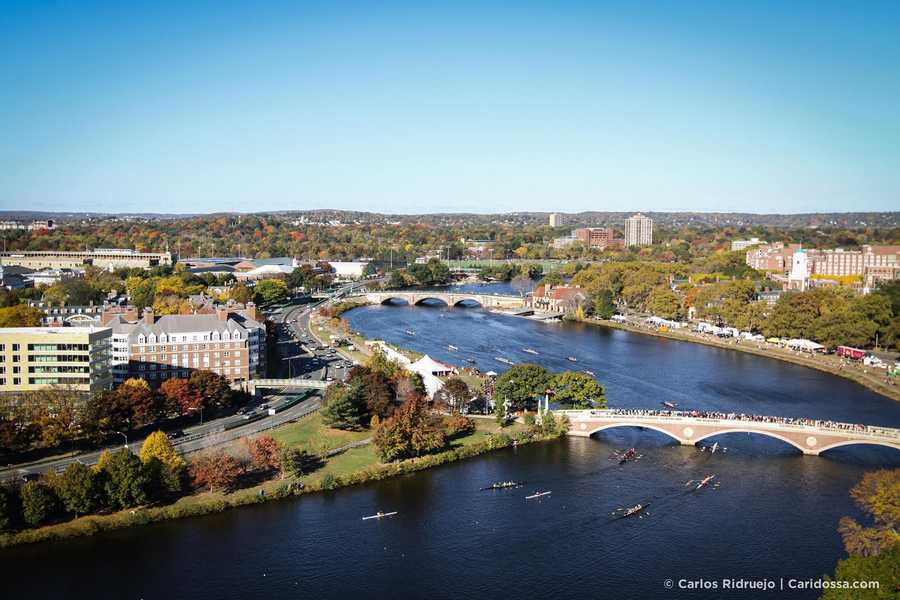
[0,209,897,228]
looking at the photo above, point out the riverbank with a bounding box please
[0,411,559,550]
[579,317,900,403]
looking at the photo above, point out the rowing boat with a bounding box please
[362,511,398,520]
[567,356,578,362]
[522,348,539,355]
[525,491,551,500]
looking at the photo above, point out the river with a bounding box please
[5,285,900,599]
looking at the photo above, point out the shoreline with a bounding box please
[0,424,561,550]
[575,317,900,403]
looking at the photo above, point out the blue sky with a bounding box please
[1,0,898,214]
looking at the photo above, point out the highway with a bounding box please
[0,282,371,482]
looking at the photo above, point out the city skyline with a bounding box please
[2,1,899,215]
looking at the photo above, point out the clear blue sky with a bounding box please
[1,0,898,214]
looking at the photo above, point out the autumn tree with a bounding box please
[189,371,234,409]
[118,378,161,427]
[374,396,446,462]
[190,450,244,492]
[160,378,202,415]
[441,377,471,414]
[0,304,44,327]
[254,278,289,304]
[245,436,282,472]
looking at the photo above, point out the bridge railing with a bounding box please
[558,409,900,441]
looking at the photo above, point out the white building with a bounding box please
[731,238,764,251]
[549,213,567,227]
[329,261,373,280]
[624,213,653,247]
[788,249,810,291]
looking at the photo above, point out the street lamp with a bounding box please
[114,430,128,449]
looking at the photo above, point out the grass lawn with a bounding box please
[268,413,371,453]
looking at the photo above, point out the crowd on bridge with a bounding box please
[587,408,898,437]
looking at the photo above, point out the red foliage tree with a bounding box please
[189,450,244,492]
[244,435,282,472]
[160,378,202,415]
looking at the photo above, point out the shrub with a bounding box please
[21,481,59,527]
[445,415,476,438]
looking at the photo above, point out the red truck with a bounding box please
[836,346,868,360]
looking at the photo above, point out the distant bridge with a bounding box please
[236,378,330,396]
[361,291,527,309]
[560,409,900,456]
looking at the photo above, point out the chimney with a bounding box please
[100,307,115,326]
[125,306,139,322]
[245,301,258,322]
[216,306,229,321]
[143,307,154,325]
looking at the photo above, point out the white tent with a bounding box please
[410,355,456,377]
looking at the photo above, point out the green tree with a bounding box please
[550,371,606,408]
[821,545,900,600]
[441,377,471,414]
[254,278,289,304]
[53,462,102,517]
[320,380,370,430]
[593,289,617,319]
[646,287,683,320]
[103,449,151,509]
[0,485,15,530]
[20,481,59,527]
[493,364,551,411]
[0,304,44,327]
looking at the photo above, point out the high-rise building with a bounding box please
[624,213,653,246]
[549,213,567,227]
[0,327,112,394]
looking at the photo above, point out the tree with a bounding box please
[20,481,59,527]
[593,289,617,319]
[118,378,160,427]
[0,485,15,530]
[320,380,370,430]
[227,283,254,304]
[245,436,282,472]
[189,450,243,492]
[646,287,683,320]
[277,447,324,478]
[189,371,234,409]
[441,377,471,414]
[103,449,151,509]
[254,278,289,304]
[445,414,475,438]
[140,431,187,475]
[550,371,606,408]
[0,304,44,327]
[53,462,101,517]
[821,545,900,600]
[350,368,395,418]
[374,396,446,462]
[493,364,551,411]
[160,378,202,415]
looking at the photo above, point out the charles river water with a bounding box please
[5,284,900,599]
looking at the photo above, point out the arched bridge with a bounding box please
[362,291,527,309]
[560,409,900,456]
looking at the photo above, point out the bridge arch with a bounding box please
[453,297,483,307]
[584,422,684,445]
[413,297,449,306]
[692,429,807,453]
[378,296,410,305]
[815,440,900,455]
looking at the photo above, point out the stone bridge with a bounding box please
[559,409,900,456]
[361,291,527,309]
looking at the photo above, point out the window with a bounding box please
[12,344,20,351]
[13,377,20,385]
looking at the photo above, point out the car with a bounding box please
[303,374,312,379]
[237,407,247,415]
[167,430,185,439]
[326,377,334,382]
[259,403,269,410]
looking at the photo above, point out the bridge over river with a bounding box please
[559,409,900,455]
[361,291,527,309]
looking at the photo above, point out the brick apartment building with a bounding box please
[101,302,266,385]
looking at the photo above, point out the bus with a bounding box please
[836,346,868,360]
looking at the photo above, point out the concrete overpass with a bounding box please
[236,378,330,396]
[559,409,900,456]
[361,291,527,309]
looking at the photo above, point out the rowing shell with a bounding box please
[362,511,398,520]
[525,491,552,500]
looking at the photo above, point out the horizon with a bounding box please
[2,1,899,214]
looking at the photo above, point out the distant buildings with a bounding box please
[746,243,900,291]
[550,235,578,249]
[574,227,623,250]
[0,248,172,270]
[549,213,567,227]
[624,213,653,246]
[101,303,265,385]
[0,326,113,395]
[328,261,373,280]
[731,237,764,251]
[0,219,56,231]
